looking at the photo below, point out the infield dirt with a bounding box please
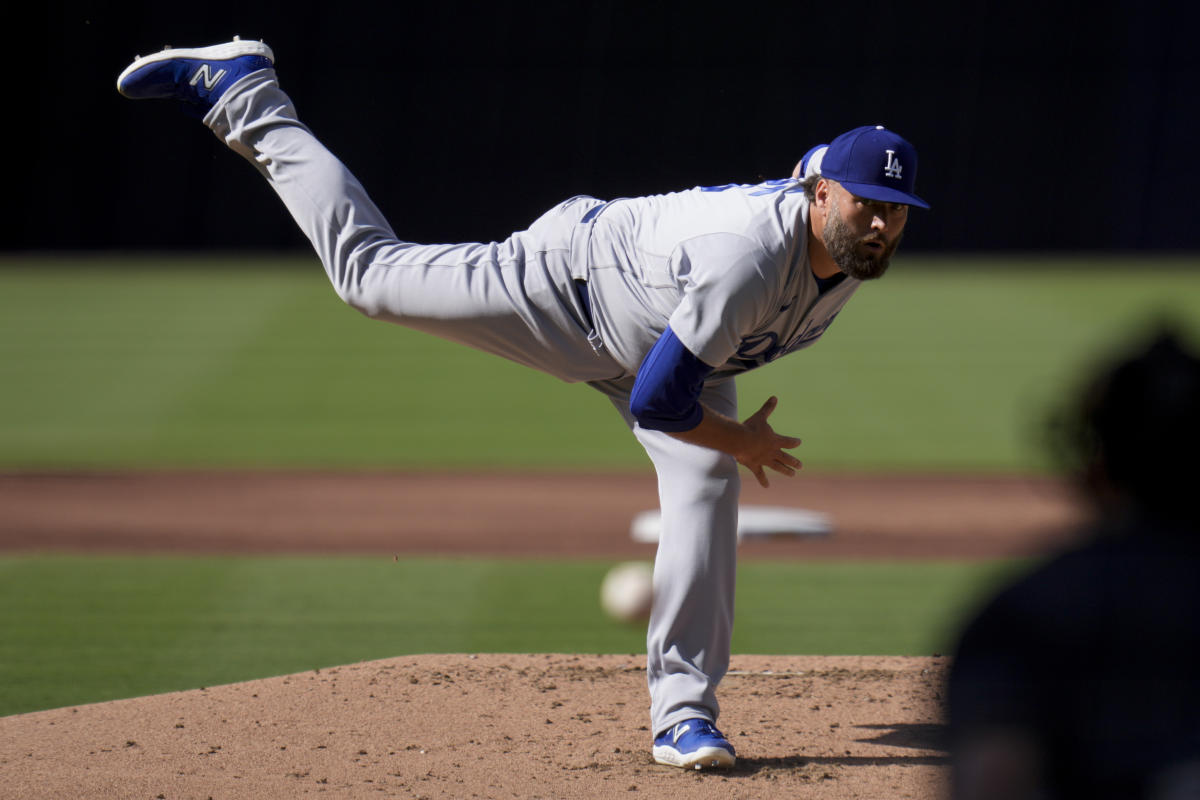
[0,470,1086,798]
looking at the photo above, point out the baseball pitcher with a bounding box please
[117,38,928,770]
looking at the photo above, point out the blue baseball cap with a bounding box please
[815,125,929,209]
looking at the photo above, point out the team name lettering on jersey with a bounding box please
[785,313,841,354]
[732,332,781,369]
[731,310,842,370]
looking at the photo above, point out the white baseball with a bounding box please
[600,561,654,623]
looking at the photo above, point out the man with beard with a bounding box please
[117,39,928,770]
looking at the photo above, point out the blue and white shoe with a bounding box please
[652,718,736,770]
[116,37,274,114]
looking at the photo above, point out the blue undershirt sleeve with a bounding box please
[629,326,716,432]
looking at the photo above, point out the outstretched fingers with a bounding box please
[773,453,802,473]
[755,453,802,486]
[751,465,770,489]
[777,433,802,450]
[768,450,803,478]
[751,395,779,422]
[739,396,805,487]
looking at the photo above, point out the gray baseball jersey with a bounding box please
[578,184,860,377]
[204,67,858,737]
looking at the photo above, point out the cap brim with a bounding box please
[839,180,930,210]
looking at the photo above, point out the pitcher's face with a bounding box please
[822,181,908,280]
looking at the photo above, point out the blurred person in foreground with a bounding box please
[947,327,1200,800]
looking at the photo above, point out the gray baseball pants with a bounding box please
[205,69,739,737]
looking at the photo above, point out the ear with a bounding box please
[813,178,833,212]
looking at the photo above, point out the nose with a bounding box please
[872,206,906,234]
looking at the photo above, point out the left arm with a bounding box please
[630,327,801,488]
[670,396,802,489]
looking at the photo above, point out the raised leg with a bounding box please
[203,71,610,380]
[118,41,614,383]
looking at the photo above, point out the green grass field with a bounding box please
[1,254,1197,716]
[0,555,1024,717]
[3,254,1197,471]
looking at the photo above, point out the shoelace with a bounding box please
[678,720,722,740]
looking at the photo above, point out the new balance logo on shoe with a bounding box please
[672,723,691,744]
[189,64,228,90]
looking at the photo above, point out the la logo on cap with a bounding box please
[883,150,902,179]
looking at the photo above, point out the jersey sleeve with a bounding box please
[666,233,777,369]
[629,326,715,432]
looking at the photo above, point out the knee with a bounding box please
[330,282,375,318]
[636,427,741,504]
[323,235,399,316]
[341,287,378,317]
[328,258,387,319]
[665,451,741,507]
[702,453,740,492]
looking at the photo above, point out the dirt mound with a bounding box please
[0,654,949,799]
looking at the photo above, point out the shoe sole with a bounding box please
[116,39,274,96]
[652,743,736,770]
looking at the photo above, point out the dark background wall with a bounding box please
[9,0,1198,253]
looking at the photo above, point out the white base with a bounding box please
[630,505,832,544]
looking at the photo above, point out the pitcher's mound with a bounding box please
[0,654,949,799]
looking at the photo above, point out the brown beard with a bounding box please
[823,200,903,280]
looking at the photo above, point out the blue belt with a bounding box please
[580,202,608,224]
[574,279,592,323]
